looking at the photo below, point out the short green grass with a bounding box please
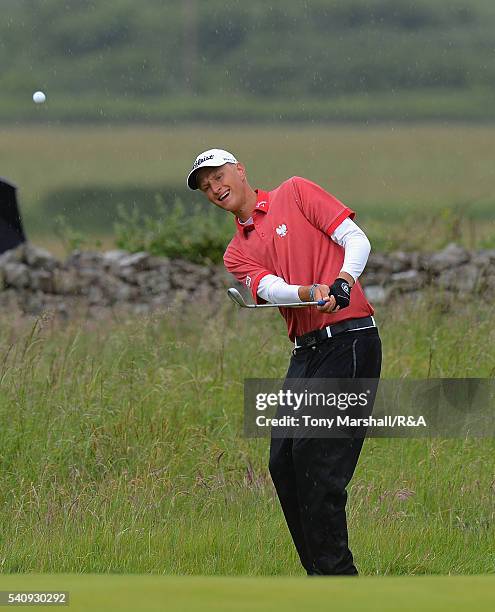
[2,123,494,210]
[0,575,494,612]
[1,123,494,252]
[0,294,494,576]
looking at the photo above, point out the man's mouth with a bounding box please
[218,190,230,202]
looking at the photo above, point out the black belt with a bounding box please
[295,316,376,349]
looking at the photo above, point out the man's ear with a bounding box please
[236,162,247,182]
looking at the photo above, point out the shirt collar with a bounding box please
[235,189,270,235]
[254,189,270,213]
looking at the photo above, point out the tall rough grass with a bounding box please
[0,293,494,575]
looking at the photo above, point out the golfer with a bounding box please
[187,149,382,576]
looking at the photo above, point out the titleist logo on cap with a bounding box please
[192,154,214,170]
[192,154,236,170]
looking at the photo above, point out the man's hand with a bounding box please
[299,277,353,313]
[298,283,339,313]
[314,283,339,313]
[329,277,352,309]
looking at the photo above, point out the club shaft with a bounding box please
[249,300,322,308]
[227,288,325,309]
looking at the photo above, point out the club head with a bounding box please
[227,287,251,308]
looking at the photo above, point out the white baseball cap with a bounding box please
[186,148,238,190]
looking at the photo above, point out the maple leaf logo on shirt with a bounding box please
[276,224,288,237]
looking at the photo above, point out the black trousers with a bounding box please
[269,327,382,575]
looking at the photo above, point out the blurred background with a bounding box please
[1,0,494,259]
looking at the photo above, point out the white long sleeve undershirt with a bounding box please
[257,217,371,304]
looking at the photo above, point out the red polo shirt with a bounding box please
[224,176,374,342]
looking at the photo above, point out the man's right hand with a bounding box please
[299,284,339,313]
[314,283,340,313]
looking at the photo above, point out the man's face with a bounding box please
[197,163,246,213]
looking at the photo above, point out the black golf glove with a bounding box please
[329,278,352,309]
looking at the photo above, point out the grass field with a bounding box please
[0,574,494,611]
[1,123,495,254]
[0,294,494,576]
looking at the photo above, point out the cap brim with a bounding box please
[186,160,229,190]
[186,168,201,190]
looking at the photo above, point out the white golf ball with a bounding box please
[33,91,46,104]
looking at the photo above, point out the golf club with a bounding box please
[227,287,327,309]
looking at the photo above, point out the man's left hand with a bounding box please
[329,277,352,309]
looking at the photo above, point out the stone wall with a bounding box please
[362,243,495,305]
[0,244,229,317]
[0,242,494,317]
